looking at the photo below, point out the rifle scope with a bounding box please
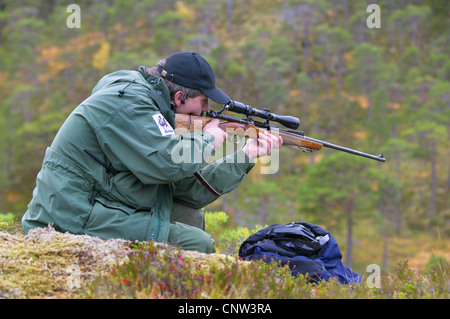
[224,100,300,130]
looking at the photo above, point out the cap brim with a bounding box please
[202,87,231,105]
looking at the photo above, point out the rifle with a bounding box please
[174,100,386,163]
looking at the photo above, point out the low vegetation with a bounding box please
[0,213,448,299]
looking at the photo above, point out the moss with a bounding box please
[0,226,134,298]
[0,225,248,299]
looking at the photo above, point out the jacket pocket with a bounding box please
[83,198,155,241]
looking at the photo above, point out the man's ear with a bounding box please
[173,91,184,107]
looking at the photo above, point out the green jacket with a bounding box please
[22,67,254,242]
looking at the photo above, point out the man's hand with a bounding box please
[243,130,283,160]
[203,119,227,151]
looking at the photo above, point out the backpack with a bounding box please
[238,222,361,284]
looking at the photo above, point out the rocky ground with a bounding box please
[1,226,139,298]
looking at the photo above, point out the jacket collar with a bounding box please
[138,66,175,127]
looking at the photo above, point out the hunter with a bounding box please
[22,51,282,253]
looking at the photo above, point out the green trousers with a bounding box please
[168,202,215,254]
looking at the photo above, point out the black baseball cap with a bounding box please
[157,51,231,104]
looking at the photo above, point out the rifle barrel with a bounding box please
[302,136,386,162]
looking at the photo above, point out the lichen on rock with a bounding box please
[0,225,135,298]
[0,225,248,299]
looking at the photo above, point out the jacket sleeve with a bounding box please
[96,98,216,185]
[172,148,255,208]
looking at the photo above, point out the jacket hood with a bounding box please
[91,69,150,94]
[90,67,175,128]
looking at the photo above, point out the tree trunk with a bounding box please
[394,149,403,234]
[447,125,450,188]
[429,141,436,219]
[260,195,269,226]
[346,210,353,268]
[226,0,233,34]
[382,203,389,270]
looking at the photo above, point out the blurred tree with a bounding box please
[381,137,414,235]
[370,168,403,270]
[92,41,111,70]
[255,56,290,112]
[0,105,13,213]
[347,43,385,122]
[315,24,353,99]
[295,72,316,131]
[281,0,328,73]
[403,5,431,49]
[387,7,408,56]
[297,153,375,267]
[403,78,449,223]
[153,11,186,56]
[12,112,66,213]
[208,44,245,101]
[239,31,268,102]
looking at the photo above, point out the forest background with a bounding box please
[0,0,448,276]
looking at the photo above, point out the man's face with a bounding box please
[176,93,210,116]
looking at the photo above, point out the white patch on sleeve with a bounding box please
[152,113,174,136]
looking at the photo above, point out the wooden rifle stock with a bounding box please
[174,113,323,151]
